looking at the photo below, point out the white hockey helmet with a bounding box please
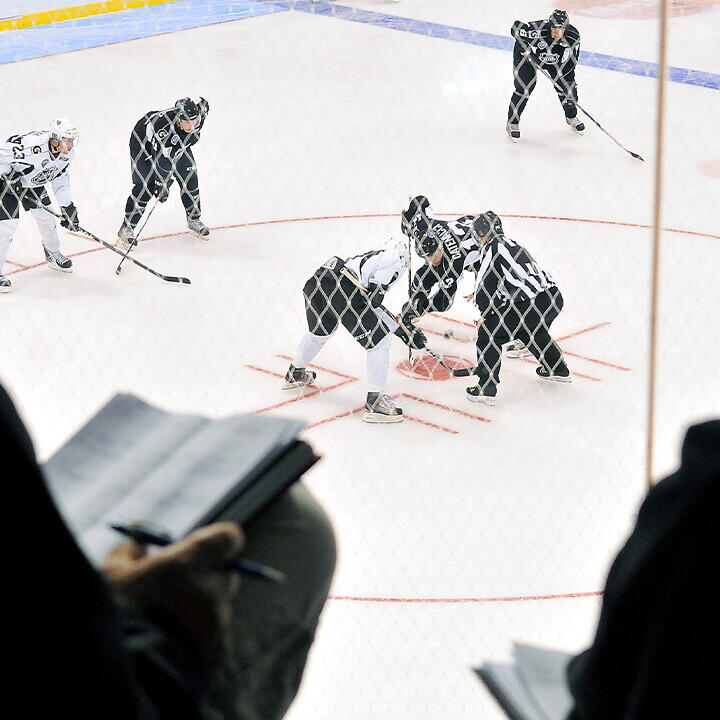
[49,117,79,142]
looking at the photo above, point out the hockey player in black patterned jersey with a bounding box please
[507,9,584,141]
[399,196,483,330]
[118,97,210,249]
[283,242,426,423]
[0,118,80,292]
[466,212,571,405]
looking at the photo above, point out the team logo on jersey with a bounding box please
[538,41,547,49]
[539,52,560,63]
[33,146,42,154]
[41,159,49,167]
[31,167,58,184]
[158,130,167,139]
[171,136,179,145]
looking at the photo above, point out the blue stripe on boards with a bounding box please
[288,1,720,90]
[0,1,287,64]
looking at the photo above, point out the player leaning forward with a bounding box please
[118,97,210,248]
[467,212,571,405]
[507,9,584,141]
[0,119,80,292]
[283,243,427,423]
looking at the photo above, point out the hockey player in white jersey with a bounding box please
[283,242,426,423]
[0,118,80,292]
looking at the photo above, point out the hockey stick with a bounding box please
[407,227,413,366]
[517,37,644,162]
[116,197,159,275]
[40,206,191,284]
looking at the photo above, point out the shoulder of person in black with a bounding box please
[566,420,720,719]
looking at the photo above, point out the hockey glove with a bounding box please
[394,325,427,350]
[198,97,210,117]
[60,203,80,231]
[366,283,386,308]
[154,178,173,203]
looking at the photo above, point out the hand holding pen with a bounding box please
[109,521,286,583]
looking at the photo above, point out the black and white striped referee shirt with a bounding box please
[474,235,556,315]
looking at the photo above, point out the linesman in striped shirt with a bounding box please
[466,212,570,404]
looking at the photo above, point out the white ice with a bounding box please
[1,2,719,718]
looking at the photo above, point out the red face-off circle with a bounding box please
[396,354,474,381]
[561,0,716,19]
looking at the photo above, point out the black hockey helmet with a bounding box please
[414,221,440,258]
[549,9,569,29]
[472,211,502,242]
[175,97,200,122]
[484,210,503,235]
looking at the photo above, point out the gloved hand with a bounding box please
[401,295,428,328]
[395,325,427,350]
[60,203,80,231]
[3,173,24,198]
[367,283,386,308]
[154,179,172,203]
[198,96,210,116]
[102,521,244,665]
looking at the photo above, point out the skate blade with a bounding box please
[537,374,572,384]
[362,412,404,424]
[281,380,315,390]
[47,262,73,274]
[466,394,496,405]
[507,134,520,144]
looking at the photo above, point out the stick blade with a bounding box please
[629,150,644,162]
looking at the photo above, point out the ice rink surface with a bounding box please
[1,1,719,718]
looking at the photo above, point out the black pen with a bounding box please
[110,522,286,584]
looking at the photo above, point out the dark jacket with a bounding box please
[567,420,720,719]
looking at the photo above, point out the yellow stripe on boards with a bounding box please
[0,0,179,32]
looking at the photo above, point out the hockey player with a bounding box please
[283,242,426,423]
[0,118,79,292]
[506,9,584,141]
[466,212,570,405]
[399,195,484,329]
[118,97,210,249]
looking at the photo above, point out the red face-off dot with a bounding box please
[396,354,474,381]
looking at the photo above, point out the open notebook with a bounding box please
[475,643,575,720]
[43,393,316,565]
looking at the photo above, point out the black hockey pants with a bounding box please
[507,44,578,123]
[303,259,390,350]
[474,286,568,390]
[123,145,201,229]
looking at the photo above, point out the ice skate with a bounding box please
[117,222,137,251]
[536,365,572,383]
[187,217,210,239]
[506,339,531,358]
[44,247,73,273]
[363,392,403,424]
[566,116,585,134]
[282,364,317,390]
[466,384,497,405]
[506,121,520,142]
[0,274,11,293]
